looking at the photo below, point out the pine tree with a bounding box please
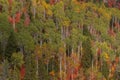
[81,37,93,69]
[101,61,109,79]
[81,25,93,70]
[5,31,18,61]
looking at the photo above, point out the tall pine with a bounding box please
[81,25,93,69]
[5,31,18,61]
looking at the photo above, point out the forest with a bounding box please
[0,0,120,80]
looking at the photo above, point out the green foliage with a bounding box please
[24,54,37,80]
[0,60,9,80]
[0,42,3,60]
[38,59,50,80]
[16,30,35,52]
[11,52,24,68]
[101,61,109,79]
[0,0,120,79]
[9,66,20,80]
[5,31,18,61]
[83,25,92,38]
[81,37,93,69]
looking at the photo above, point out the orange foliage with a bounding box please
[49,70,55,76]
[108,29,116,37]
[8,0,13,5]
[115,56,119,64]
[66,53,80,80]
[50,0,55,5]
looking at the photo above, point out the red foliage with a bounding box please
[117,2,120,10]
[66,67,79,80]
[66,65,80,80]
[15,12,21,23]
[97,48,101,55]
[8,12,21,24]
[24,14,30,26]
[50,0,55,5]
[8,16,14,24]
[114,22,119,28]
[8,0,13,5]
[108,0,116,7]
[20,64,25,80]
[65,54,80,80]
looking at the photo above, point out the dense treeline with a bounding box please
[0,0,120,80]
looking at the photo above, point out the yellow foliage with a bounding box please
[34,45,42,58]
[41,1,52,16]
[41,1,48,9]
[87,2,97,11]
[63,20,70,27]
[97,8,111,21]
[59,47,65,53]
[47,9,53,16]
[79,3,87,10]
[32,0,37,7]
[72,0,80,5]
[62,17,70,27]
[111,66,115,72]
[105,53,109,59]
[102,52,109,61]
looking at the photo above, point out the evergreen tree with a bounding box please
[83,25,91,38]
[81,25,93,69]
[81,37,93,69]
[101,61,109,79]
[5,31,18,61]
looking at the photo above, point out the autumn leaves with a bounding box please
[8,0,30,32]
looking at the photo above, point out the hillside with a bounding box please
[0,0,120,80]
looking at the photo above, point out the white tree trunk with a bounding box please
[13,16,16,32]
[60,56,62,80]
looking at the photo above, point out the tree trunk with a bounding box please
[36,57,39,80]
[78,44,80,60]
[61,27,64,40]
[64,43,66,80]
[33,7,36,19]
[13,16,16,32]
[47,61,49,74]
[60,56,62,80]
[44,8,46,19]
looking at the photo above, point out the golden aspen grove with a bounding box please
[0,0,120,80]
